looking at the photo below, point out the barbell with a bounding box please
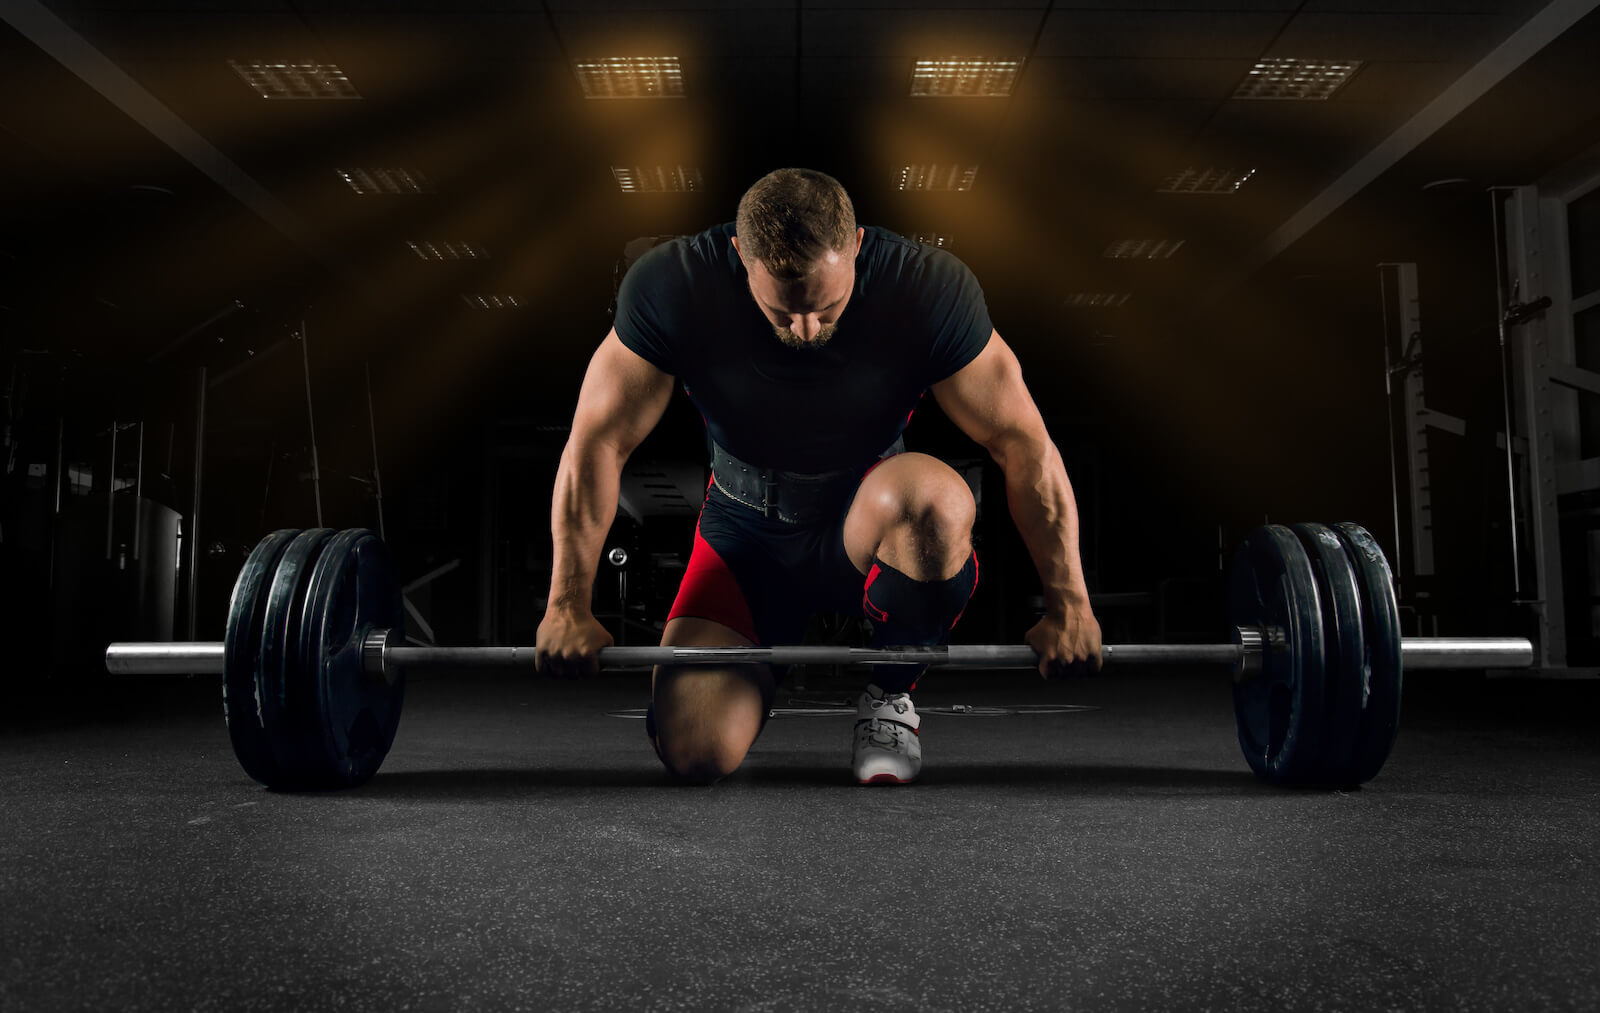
[105,523,1533,792]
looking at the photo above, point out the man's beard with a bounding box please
[772,323,838,350]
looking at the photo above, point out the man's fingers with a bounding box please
[1041,649,1100,679]
[562,650,597,679]
[534,641,606,678]
[1026,623,1104,679]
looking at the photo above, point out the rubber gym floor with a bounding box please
[2,666,1596,1012]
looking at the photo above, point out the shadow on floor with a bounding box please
[340,761,1266,800]
[918,763,1266,794]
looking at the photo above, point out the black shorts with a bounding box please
[665,471,883,648]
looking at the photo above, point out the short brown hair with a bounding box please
[735,168,857,281]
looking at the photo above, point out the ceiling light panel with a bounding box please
[1234,58,1361,100]
[576,57,685,99]
[1103,239,1185,260]
[337,168,433,195]
[1157,167,1256,194]
[613,166,702,193]
[230,60,360,100]
[1064,292,1131,308]
[898,165,980,192]
[462,295,524,310]
[910,58,1021,98]
[407,241,488,261]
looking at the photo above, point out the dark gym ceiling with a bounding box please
[3,0,1600,436]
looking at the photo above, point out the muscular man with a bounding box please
[535,168,1102,785]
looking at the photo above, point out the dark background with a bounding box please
[4,1,1598,678]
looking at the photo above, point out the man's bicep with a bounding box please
[571,329,675,457]
[931,330,1046,451]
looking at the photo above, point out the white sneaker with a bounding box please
[852,684,922,785]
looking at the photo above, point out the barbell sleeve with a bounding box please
[1395,637,1534,670]
[104,633,1535,676]
[106,641,228,675]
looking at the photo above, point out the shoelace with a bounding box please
[859,720,906,749]
[867,693,912,716]
[859,691,915,747]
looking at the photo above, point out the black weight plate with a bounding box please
[1229,525,1327,785]
[1333,522,1403,784]
[223,529,301,787]
[1292,523,1367,787]
[258,528,336,788]
[296,529,406,789]
[288,528,364,787]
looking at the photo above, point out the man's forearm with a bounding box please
[992,433,1091,612]
[547,437,625,614]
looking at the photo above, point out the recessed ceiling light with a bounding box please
[576,57,685,99]
[612,166,702,193]
[1103,239,1185,260]
[1234,58,1361,100]
[898,165,979,192]
[462,294,524,310]
[336,168,433,195]
[910,58,1021,98]
[1064,292,1131,308]
[912,232,955,248]
[230,60,360,100]
[1157,168,1256,194]
[407,241,488,261]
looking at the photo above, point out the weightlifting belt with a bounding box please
[711,436,904,525]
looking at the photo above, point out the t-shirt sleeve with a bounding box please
[921,250,994,385]
[612,241,683,376]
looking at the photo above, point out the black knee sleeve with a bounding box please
[862,551,978,693]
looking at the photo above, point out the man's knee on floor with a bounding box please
[654,729,752,784]
[648,662,770,784]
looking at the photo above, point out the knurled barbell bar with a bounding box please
[105,634,1530,679]
[104,523,1533,792]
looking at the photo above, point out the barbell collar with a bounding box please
[363,627,400,686]
[1233,626,1265,683]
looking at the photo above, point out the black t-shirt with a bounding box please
[614,223,993,474]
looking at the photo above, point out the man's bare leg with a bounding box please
[650,616,774,784]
